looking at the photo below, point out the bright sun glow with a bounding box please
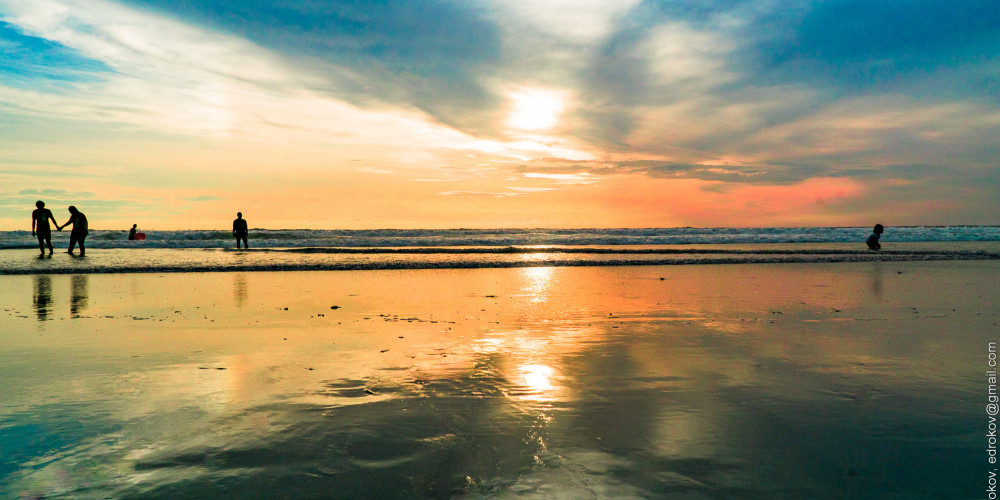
[506,88,566,131]
[521,364,557,393]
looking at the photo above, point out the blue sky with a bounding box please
[0,21,112,88]
[0,0,997,229]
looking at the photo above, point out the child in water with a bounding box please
[866,224,884,250]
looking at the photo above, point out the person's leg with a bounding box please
[37,236,45,255]
[79,236,86,256]
[46,237,53,254]
[68,235,77,254]
[235,237,241,249]
[242,235,248,248]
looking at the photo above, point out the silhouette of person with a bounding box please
[129,224,137,240]
[59,206,89,256]
[233,212,249,249]
[31,200,59,256]
[866,224,884,250]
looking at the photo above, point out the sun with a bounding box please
[505,88,566,131]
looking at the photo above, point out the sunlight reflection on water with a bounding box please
[0,262,995,498]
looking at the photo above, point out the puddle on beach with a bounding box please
[0,262,995,498]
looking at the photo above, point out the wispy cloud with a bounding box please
[439,187,555,198]
[180,195,222,202]
[520,172,600,184]
[18,188,75,196]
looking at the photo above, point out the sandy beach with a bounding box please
[1,261,996,498]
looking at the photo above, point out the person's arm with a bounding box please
[49,212,60,230]
[59,215,72,231]
[31,213,36,235]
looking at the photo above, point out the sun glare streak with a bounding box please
[520,265,554,304]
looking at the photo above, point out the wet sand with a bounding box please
[1,261,996,498]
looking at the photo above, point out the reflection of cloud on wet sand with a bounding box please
[1,263,993,497]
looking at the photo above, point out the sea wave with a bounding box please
[1,226,999,250]
[1,247,997,275]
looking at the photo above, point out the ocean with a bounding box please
[3,229,996,498]
[2,226,999,274]
[5,226,1000,249]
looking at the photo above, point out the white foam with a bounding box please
[1,226,998,250]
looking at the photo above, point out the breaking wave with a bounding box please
[1,226,999,250]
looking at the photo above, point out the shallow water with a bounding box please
[2,241,999,275]
[0,262,996,498]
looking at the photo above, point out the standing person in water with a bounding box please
[59,206,89,256]
[866,224,884,250]
[31,200,59,256]
[128,224,137,240]
[233,212,249,249]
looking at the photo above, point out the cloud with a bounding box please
[520,172,600,184]
[19,188,72,196]
[5,0,996,166]
[1,0,998,227]
[571,0,1000,161]
[118,0,506,134]
[513,158,824,185]
[0,193,128,212]
[439,187,555,198]
[506,186,557,194]
[744,0,1000,95]
[0,0,594,162]
[180,195,222,202]
[490,0,642,44]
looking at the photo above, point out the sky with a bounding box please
[1,0,998,230]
